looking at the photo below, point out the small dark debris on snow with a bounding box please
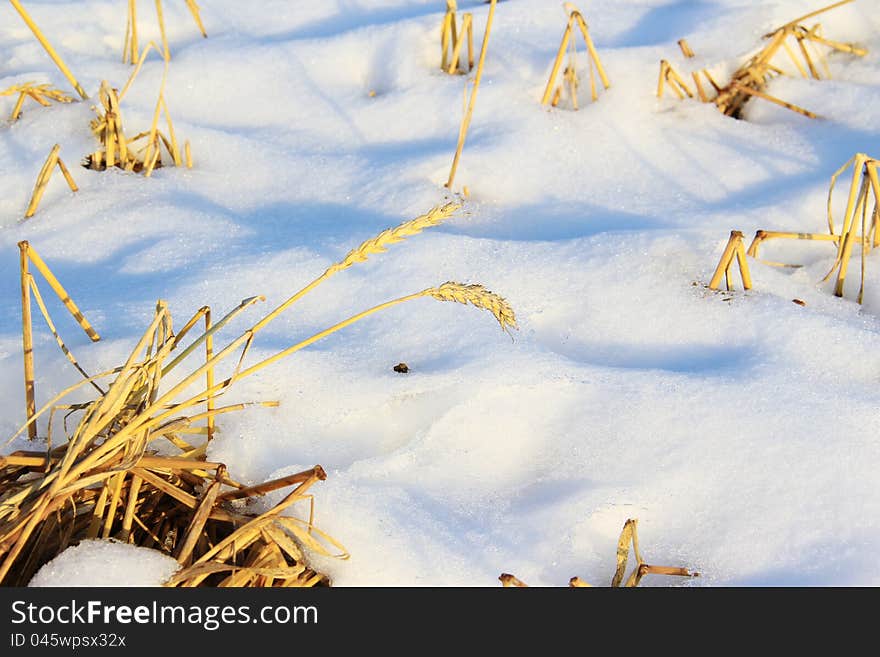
[792,298,806,306]
[393,363,409,373]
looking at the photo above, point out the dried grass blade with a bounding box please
[25,243,100,342]
[27,275,102,393]
[9,0,88,99]
[185,0,207,38]
[175,470,223,566]
[25,144,61,219]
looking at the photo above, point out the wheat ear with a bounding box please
[428,282,517,335]
[330,201,462,273]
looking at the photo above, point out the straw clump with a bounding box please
[1,82,73,121]
[85,72,189,176]
[737,152,880,303]
[1,203,517,586]
[657,0,867,119]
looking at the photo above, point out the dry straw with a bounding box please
[440,1,474,75]
[17,241,100,440]
[739,153,879,303]
[445,0,498,191]
[1,203,517,586]
[86,56,190,176]
[124,0,208,64]
[541,2,610,109]
[1,82,73,121]
[500,518,698,587]
[23,144,78,219]
[8,0,88,100]
[708,230,753,292]
[657,0,866,119]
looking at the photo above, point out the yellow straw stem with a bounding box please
[768,0,855,36]
[709,231,744,290]
[734,241,752,289]
[657,60,668,98]
[155,0,170,61]
[236,291,429,380]
[573,13,610,90]
[128,0,139,64]
[9,0,88,99]
[185,0,208,38]
[678,38,695,58]
[446,0,497,190]
[205,309,214,442]
[542,22,573,105]
[441,11,452,70]
[19,242,36,440]
[729,82,818,118]
[25,243,100,342]
[24,144,60,219]
[11,92,27,120]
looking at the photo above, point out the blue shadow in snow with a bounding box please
[608,1,718,48]
[441,201,673,242]
[257,0,444,42]
[545,337,753,374]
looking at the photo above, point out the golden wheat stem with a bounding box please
[154,0,170,61]
[729,82,817,118]
[11,92,27,120]
[708,231,743,290]
[542,21,573,105]
[205,308,214,442]
[25,144,60,219]
[823,154,869,283]
[574,13,610,90]
[19,242,36,440]
[678,38,695,58]
[445,0,497,190]
[238,282,515,381]
[27,275,102,393]
[185,0,207,37]
[769,0,854,36]
[119,474,142,542]
[129,0,139,64]
[866,163,880,248]
[8,0,88,99]
[119,41,162,101]
[657,60,668,98]
[24,243,100,341]
[162,296,263,375]
[834,175,870,297]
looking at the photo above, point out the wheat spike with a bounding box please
[428,282,517,334]
[332,202,462,273]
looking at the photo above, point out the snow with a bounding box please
[28,539,181,587]
[2,0,880,587]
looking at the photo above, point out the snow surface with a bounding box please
[2,0,880,587]
[28,539,181,587]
